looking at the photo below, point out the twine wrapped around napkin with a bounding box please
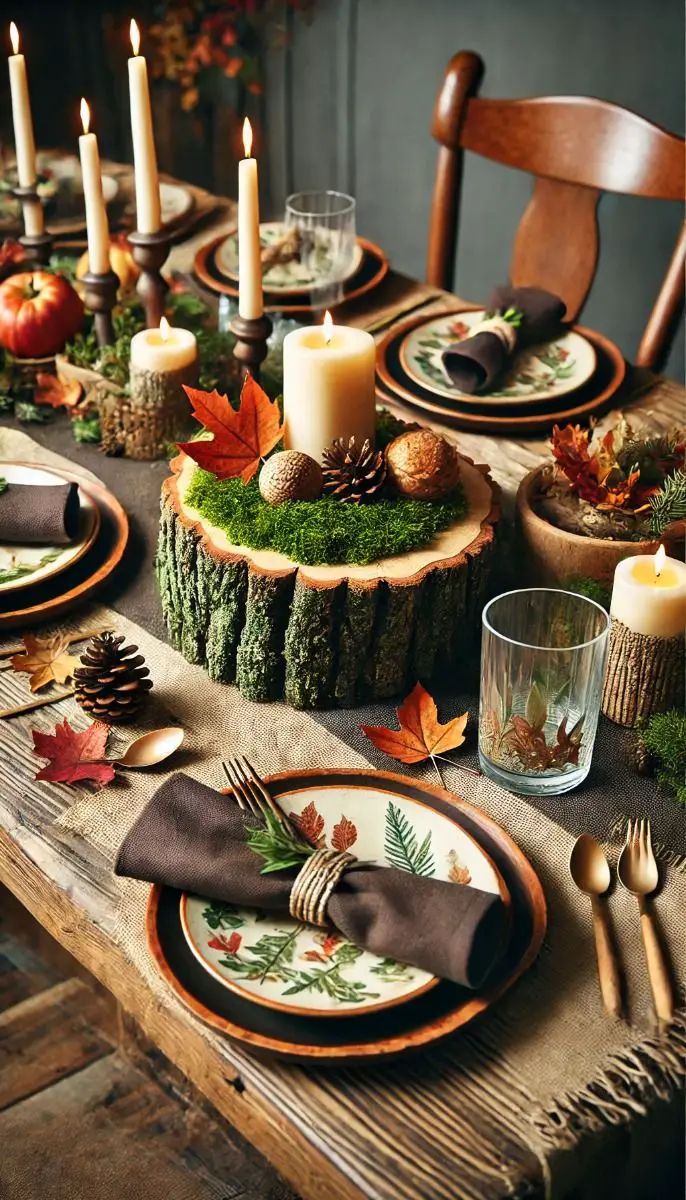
[441,285,567,394]
[115,773,508,990]
[0,479,80,544]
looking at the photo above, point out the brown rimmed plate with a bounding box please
[376,310,626,435]
[193,234,389,315]
[0,467,128,630]
[147,768,546,1064]
[178,776,510,1019]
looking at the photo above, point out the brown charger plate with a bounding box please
[0,468,128,630]
[193,234,389,315]
[146,768,546,1065]
[376,311,626,435]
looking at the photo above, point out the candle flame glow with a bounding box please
[323,310,333,344]
[654,543,666,579]
[242,117,253,158]
[9,22,19,54]
[80,98,90,135]
[130,18,140,56]
[159,316,170,342]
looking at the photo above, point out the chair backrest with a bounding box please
[427,51,685,370]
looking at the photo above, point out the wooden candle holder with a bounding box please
[602,617,685,727]
[128,229,171,329]
[81,269,119,347]
[230,312,273,381]
[12,185,53,265]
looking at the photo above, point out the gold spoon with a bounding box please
[569,834,622,1017]
[114,726,185,769]
[618,819,673,1023]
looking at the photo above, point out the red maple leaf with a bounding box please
[208,931,241,954]
[32,719,114,788]
[289,800,325,846]
[360,682,468,765]
[35,372,83,410]
[331,814,357,852]
[177,373,284,483]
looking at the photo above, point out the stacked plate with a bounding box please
[148,768,546,1065]
[193,221,389,315]
[0,462,128,630]
[376,308,627,436]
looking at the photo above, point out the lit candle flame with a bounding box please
[323,310,333,345]
[159,316,170,342]
[654,543,666,579]
[130,18,140,56]
[242,117,253,158]
[9,22,19,54]
[80,98,90,135]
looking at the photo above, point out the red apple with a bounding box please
[0,271,84,358]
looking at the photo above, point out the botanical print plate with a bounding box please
[180,779,505,1018]
[216,221,364,294]
[399,310,597,406]
[160,181,194,227]
[0,463,99,594]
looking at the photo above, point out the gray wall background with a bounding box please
[262,0,685,380]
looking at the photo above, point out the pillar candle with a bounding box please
[130,317,197,374]
[7,22,43,238]
[609,546,686,638]
[238,117,263,320]
[283,312,376,462]
[128,19,161,235]
[78,100,111,276]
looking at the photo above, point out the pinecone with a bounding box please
[74,631,153,724]
[321,437,386,504]
[629,734,654,778]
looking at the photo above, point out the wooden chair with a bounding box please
[427,51,685,370]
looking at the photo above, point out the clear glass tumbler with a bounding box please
[284,190,357,304]
[479,589,610,796]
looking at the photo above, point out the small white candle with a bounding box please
[128,19,161,234]
[78,99,111,277]
[7,22,43,238]
[130,317,197,374]
[283,311,376,462]
[238,117,263,320]
[610,545,686,638]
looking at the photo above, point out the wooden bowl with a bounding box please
[516,466,684,586]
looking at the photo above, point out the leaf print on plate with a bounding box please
[384,801,435,877]
[208,931,242,954]
[202,900,246,931]
[370,958,416,983]
[447,850,472,885]
[331,814,357,851]
[290,799,325,847]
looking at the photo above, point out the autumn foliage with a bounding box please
[551,421,685,513]
[178,374,284,484]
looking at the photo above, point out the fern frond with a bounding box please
[384,802,435,876]
[649,470,686,535]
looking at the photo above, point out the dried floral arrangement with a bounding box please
[535,419,686,541]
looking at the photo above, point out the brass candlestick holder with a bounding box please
[12,185,53,265]
[128,228,171,328]
[230,312,273,382]
[81,269,119,348]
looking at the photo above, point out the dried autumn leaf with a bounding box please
[32,719,115,788]
[447,849,472,885]
[360,682,468,765]
[331,814,357,852]
[35,373,82,409]
[525,682,547,732]
[10,633,80,693]
[177,373,284,483]
[290,800,325,846]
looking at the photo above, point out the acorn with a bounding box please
[385,430,461,500]
[259,450,323,505]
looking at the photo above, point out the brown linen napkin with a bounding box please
[441,285,567,394]
[116,774,508,990]
[0,480,80,544]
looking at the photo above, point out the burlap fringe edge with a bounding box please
[532,1007,686,1148]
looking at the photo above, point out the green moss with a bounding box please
[184,467,467,567]
[564,577,612,611]
[642,710,686,805]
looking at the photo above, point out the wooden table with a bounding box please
[0,190,684,1200]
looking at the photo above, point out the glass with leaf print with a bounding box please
[479,589,610,795]
[284,190,357,304]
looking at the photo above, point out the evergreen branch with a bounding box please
[384,802,435,877]
[649,470,686,535]
[245,808,314,874]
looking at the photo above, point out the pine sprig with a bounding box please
[649,470,686,535]
[384,802,435,877]
[245,808,314,875]
[484,305,524,328]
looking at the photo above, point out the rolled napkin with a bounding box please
[116,774,509,990]
[441,285,567,395]
[0,480,80,544]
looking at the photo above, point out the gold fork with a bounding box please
[617,819,674,1023]
[221,755,296,836]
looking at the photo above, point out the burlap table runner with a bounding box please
[1,429,683,1199]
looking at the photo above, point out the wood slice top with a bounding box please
[165,451,500,587]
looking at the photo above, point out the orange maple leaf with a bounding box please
[32,719,115,789]
[177,373,284,483]
[10,633,79,692]
[331,814,357,852]
[35,373,82,409]
[360,682,468,765]
[289,800,325,846]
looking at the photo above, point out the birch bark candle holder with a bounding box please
[12,185,52,265]
[127,229,171,330]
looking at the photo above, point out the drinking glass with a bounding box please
[284,190,357,303]
[479,589,610,796]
